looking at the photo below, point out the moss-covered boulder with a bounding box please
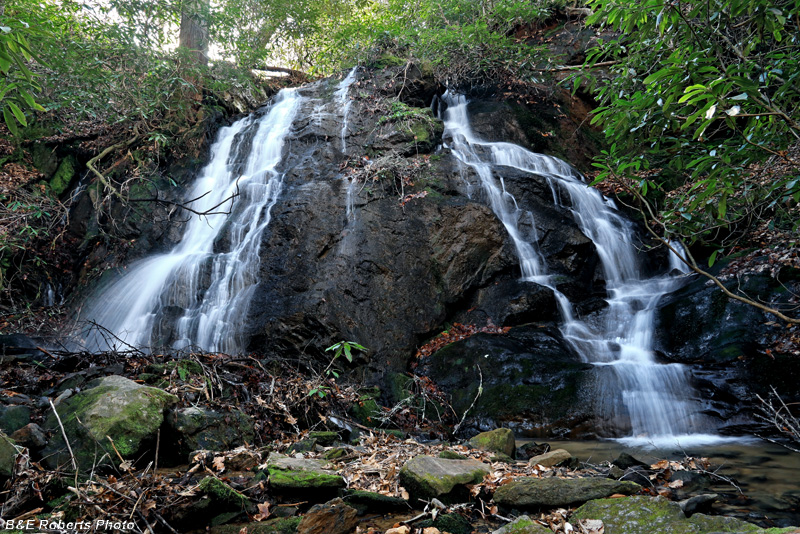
[167,406,255,455]
[492,515,551,534]
[494,477,641,509]
[416,513,473,534]
[469,428,516,458]
[0,433,19,477]
[42,375,177,471]
[50,155,77,196]
[342,490,408,514]
[399,455,490,502]
[266,454,345,491]
[0,404,31,434]
[572,495,798,534]
[198,476,250,508]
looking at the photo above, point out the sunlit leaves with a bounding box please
[578,0,800,247]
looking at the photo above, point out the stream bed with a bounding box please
[542,439,800,528]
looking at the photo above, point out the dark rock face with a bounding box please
[418,324,604,438]
[240,70,603,383]
[657,270,800,432]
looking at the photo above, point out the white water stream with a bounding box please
[441,93,732,446]
[81,90,302,353]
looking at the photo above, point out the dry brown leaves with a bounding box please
[415,322,511,359]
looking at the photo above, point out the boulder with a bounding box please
[517,442,550,461]
[266,454,345,491]
[572,495,793,534]
[167,406,255,456]
[612,452,647,470]
[419,324,601,437]
[297,498,358,534]
[0,405,31,434]
[528,448,572,467]
[342,490,408,514]
[42,375,177,471]
[10,423,47,449]
[0,433,19,477]
[492,515,551,534]
[469,428,516,458]
[493,477,641,508]
[416,513,473,534]
[399,455,491,502]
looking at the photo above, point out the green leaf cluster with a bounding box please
[576,0,800,249]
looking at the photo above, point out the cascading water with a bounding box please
[441,93,727,446]
[80,89,302,353]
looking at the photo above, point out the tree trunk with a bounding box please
[179,0,209,66]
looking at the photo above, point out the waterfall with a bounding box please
[441,93,728,445]
[335,67,358,152]
[80,89,302,353]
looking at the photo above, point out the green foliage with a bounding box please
[296,0,560,81]
[308,341,367,398]
[0,8,46,135]
[576,0,800,248]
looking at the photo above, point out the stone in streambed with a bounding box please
[469,428,516,457]
[0,433,19,477]
[297,497,358,534]
[267,454,345,491]
[167,406,255,455]
[42,375,177,471]
[491,515,551,534]
[399,455,491,501]
[528,448,572,467]
[494,477,641,508]
[572,495,797,534]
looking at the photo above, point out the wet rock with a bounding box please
[10,423,47,449]
[528,448,572,467]
[607,465,624,480]
[419,324,601,437]
[492,515,551,534]
[572,495,775,534]
[167,406,255,456]
[0,405,31,434]
[619,466,651,487]
[0,334,45,363]
[612,452,647,470]
[679,493,718,516]
[469,428,516,457]
[399,455,491,502]
[41,375,177,471]
[517,442,550,461]
[297,497,358,534]
[494,477,641,508]
[266,454,345,491]
[0,433,19,477]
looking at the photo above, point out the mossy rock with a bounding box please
[0,433,19,477]
[439,450,467,460]
[0,405,31,434]
[349,397,382,427]
[49,155,77,196]
[493,515,551,534]
[199,476,250,508]
[168,406,255,454]
[266,455,345,491]
[308,431,340,445]
[41,375,177,471]
[469,428,516,458]
[373,54,407,68]
[416,513,472,534]
[399,455,490,502]
[572,495,795,534]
